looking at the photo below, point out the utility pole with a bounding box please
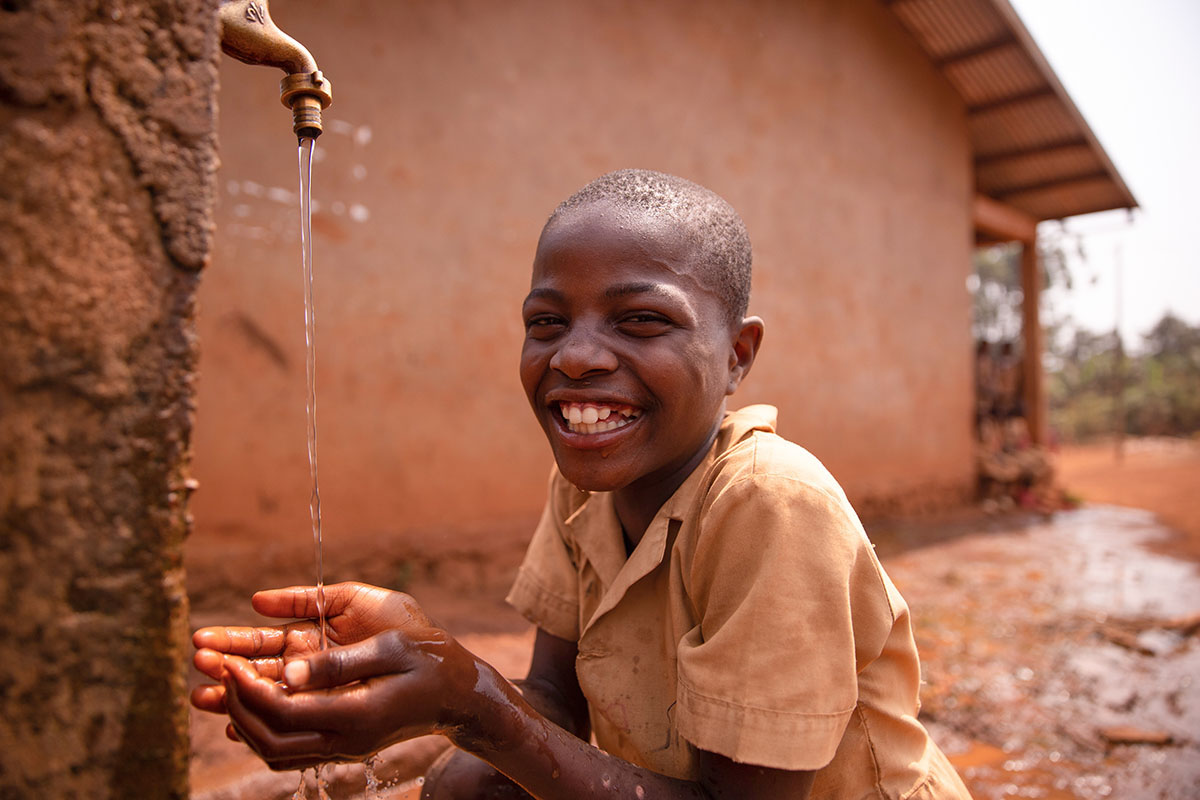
[1114,243,1125,463]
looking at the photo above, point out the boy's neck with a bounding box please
[612,420,722,548]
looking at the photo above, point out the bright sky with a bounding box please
[1007,0,1200,348]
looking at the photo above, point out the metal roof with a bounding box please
[883,0,1138,222]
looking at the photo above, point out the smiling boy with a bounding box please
[192,170,971,799]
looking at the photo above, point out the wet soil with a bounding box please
[1056,437,1200,563]
[879,506,1199,799]
[188,437,1200,799]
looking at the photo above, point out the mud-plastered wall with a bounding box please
[192,0,973,588]
[0,2,218,796]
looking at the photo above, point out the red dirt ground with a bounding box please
[189,437,1200,799]
[1056,437,1200,562]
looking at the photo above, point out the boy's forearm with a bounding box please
[451,662,709,800]
[422,656,591,798]
[511,676,590,740]
[420,678,586,799]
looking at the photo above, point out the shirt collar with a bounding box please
[565,405,778,633]
[657,404,777,523]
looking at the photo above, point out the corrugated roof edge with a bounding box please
[986,0,1137,214]
[883,0,1138,220]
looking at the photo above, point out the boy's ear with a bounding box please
[726,316,765,395]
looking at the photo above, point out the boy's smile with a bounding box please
[520,200,748,523]
[556,401,640,437]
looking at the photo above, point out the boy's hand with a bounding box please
[214,625,479,770]
[192,581,477,766]
[194,581,439,676]
[192,582,422,708]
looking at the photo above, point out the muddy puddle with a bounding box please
[876,506,1200,799]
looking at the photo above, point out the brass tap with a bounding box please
[218,0,332,139]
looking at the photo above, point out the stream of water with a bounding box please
[298,135,329,651]
[298,136,387,800]
[295,136,333,800]
[298,137,391,800]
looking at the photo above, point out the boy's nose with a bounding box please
[549,330,618,379]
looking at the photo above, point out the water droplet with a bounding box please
[363,755,382,799]
[268,186,295,204]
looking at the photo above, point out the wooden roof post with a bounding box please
[1020,238,1047,446]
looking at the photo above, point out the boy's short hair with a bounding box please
[546,169,752,326]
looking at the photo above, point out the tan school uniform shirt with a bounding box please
[507,405,971,799]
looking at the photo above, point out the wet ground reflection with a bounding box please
[876,507,1200,799]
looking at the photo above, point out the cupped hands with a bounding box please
[192,581,486,771]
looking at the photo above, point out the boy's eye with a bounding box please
[617,312,673,336]
[525,315,565,339]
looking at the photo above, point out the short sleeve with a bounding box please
[675,471,896,771]
[505,470,582,642]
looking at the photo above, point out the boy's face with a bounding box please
[520,201,741,496]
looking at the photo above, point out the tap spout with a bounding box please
[219,0,332,139]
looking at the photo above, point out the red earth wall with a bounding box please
[0,2,219,795]
[192,0,974,584]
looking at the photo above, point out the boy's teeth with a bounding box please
[557,402,640,435]
[570,417,632,435]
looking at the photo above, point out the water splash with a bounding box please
[363,755,382,799]
[298,135,328,650]
[291,766,332,799]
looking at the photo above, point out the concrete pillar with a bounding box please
[0,2,218,797]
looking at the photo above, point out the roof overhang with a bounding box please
[882,0,1138,232]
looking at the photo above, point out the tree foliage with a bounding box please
[1049,311,1200,441]
[971,232,1196,442]
[970,227,1081,346]
[971,242,1023,343]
